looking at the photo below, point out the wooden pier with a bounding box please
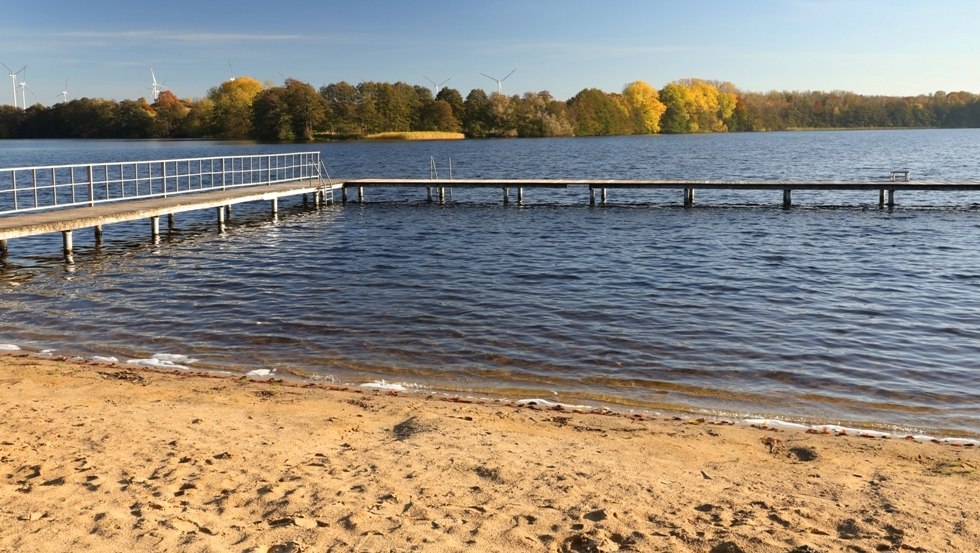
[4,153,980,260]
[0,179,338,258]
[340,172,980,208]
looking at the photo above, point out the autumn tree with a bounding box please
[206,76,264,138]
[151,90,190,137]
[622,80,666,134]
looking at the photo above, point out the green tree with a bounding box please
[252,87,294,141]
[283,79,326,140]
[567,88,630,136]
[320,81,362,135]
[462,88,493,137]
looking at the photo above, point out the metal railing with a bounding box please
[0,152,323,216]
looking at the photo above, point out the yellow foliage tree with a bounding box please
[207,76,265,138]
[622,80,667,134]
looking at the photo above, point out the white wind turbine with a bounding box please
[58,79,69,103]
[17,67,29,109]
[424,76,451,96]
[480,68,516,95]
[149,67,167,101]
[2,63,26,108]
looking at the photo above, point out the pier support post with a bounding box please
[438,187,446,204]
[271,197,279,216]
[887,189,896,208]
[683,188,695,208]
[150,216,160,240]
[601,188,608,206]
[168,213,175,229]
[426,187,433,203]
[517,187,524,205]
[62,230,73,255]
[783,189,792,208]
[313,191,321,209]
[342,187,348,203]
[225,205,232,219]
[879,189,885,208]
[502,188,509,205]
[590,188,596,206]
[0,239,8,258]
[94,225,103,245]
[216,206,226,228]
[357,187,364,204]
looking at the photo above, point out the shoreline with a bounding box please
[3,345,979,445]
[2,350,978,551]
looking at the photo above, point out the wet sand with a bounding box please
[1,351,977,552]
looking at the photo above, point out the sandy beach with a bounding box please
[0,351,977,552]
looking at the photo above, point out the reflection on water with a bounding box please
[2,131,980,438]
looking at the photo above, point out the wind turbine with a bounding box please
[149,67,167,101]
[18,67,28,109]
[480,68,516,95]
[57,79,69,103]
[424,76,451,96]
[2,63,26,108]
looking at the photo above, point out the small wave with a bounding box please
[90,356,119,363]
[0,344,21,351]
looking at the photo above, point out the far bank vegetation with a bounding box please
[2,76,979,141]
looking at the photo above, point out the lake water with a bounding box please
[2,130,979,438]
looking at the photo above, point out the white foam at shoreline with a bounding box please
[245,369,275,377]
[125,353,197,371]
[516,398,594,412]
[743,418,979,446]
[0,344,21,351]
[360,380,412,392]
[90,356,119,363]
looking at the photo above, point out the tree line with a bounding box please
[1,76,979,141]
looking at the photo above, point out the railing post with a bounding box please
[88,165,95,207]
[267,155,272,185]
[162,162,168,198]
[222,158,226,190]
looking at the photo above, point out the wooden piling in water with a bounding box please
[150,216,160,239]
[517,187,524,205]
[167,214,175,229]
[783,189,792,208]
[683,188,694,207]
[502,188,509,205]
[94,225,103,245]
[0,239,8,258]
[62,230,73,255]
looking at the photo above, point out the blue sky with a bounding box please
[2,0,979,106]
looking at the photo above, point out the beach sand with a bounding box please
[1,352,977,552]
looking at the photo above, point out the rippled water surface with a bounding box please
[2,131,979,437]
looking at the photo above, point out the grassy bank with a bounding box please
[364,131,465,141]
